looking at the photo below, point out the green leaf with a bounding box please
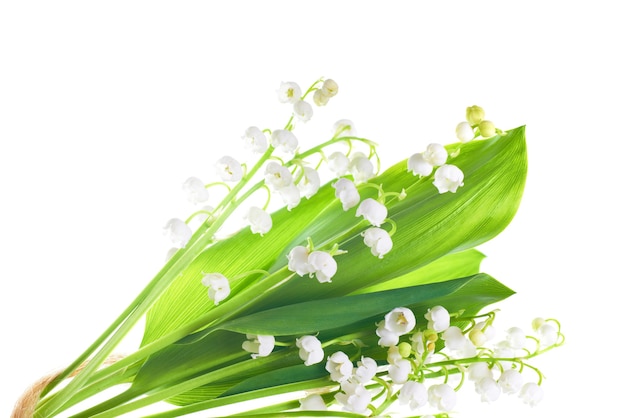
[143,127,526,345]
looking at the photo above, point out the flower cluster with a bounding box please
[289,306,563,416]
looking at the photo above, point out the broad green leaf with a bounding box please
[132,274,512,407]
[353,248,485,294]
[143,127,526,345]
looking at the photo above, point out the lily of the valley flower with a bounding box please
[293,100,313,122]
[384,307,416,335]
[348,152,374,184]
[456,121,475,143]
[333,119,356,137]
[498,369,524,394]
[215,156,243,182]
[298,166,320,199]
[468,362,493,382]
[163,218,193,248]
[270,129,298,154]
[321,79,339,97]
[287,247,338,283]
[278,184,301,211]
[333,178,360,210]
[398,381,428,410]
[475,377,501,403]
[425,306,450,332]
[356,198,388,227]
[519,382,544,406]
[328,151,350,176]
[325,351,353,382]
[264,162,293,190]
[466,105,485,126]
[182,177,209,204]
[428,383,457,412]
[201,273,231,305]
[296,335,324,366]
[242,126,268,153]
[362,227,393,258]
[277,81,301,104]
[307,250,337,283]
[442,326,477,358]
[354,356,377,383]
[388,358,412,384]
[313,89,330,106]
[505,326,527,350]
[242,334,275,359]
[433,164,464,193]
[335,381,371,415]
[407,153,434,176]
[244,206,272,236]
[408,143,448,178]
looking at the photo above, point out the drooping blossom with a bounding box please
[242,126,268,153]
[277,81,301,104]
[242,334,275,359]
[244,206,272,236]
[325,351,353,382]
[182,176,209,204]
[425,306,450,332]
[163,218,192,248]
[398,381,428,410]
[356,198,387,227]
[333,178,360,210]
[428,383,457,411]
[270,129,298,154]
[201,273,230,305]
[293,100,313,122]
[296,335,324,366]
[215,156,243,182]
[335,381,371,415]
[362,227,393,258]
[433,164,464,193]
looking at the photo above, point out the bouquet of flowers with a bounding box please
[15,78,563,418]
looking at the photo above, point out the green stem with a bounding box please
[38,147,275,417]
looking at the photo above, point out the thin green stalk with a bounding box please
[38,146,275,417]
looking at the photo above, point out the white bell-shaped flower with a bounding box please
[349,152,374,184]
[201,273,230,305]
[468,362,493,382]
[244,206,272,236]
[475,377,501,403]
[325,351,353,382]
[163,218,192,248]
[333,178,360,211]
[265,162,293,190]
[519,382,544,406]
[270,129,298,154]
[328,151,350,176]
[384,307,416,335]
[293,100,313,122]
[299,394,327,411]
[428,383,457,412]
[422,143,448,166]
[441,326,467,351]
[498,369,523,394]
[277,81,301,104]
[407,153,433,177]
[296,335,324,366]
[242,334,275,359]
[398,381,428,410]
[321,79,339,97]
[215,156,243,182]
[287,246,313,276]
[425,306,450,332]
[333,119,356,137]
[388,358,412,384]
[505,327,527,350]
[298,167,320,199]
[182,177,209,204]
[356,198,387,227]
[456,121,475,143]
[354,356,377,383]
[279,184,301,211]
[376,322,400,347]
[433,164,464,193]
[308,250,337,283]
[335,381,371,415]
[537,322,558,347]
[242,126,268,153]
[362,227,393,258]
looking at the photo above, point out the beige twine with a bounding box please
[11,354,125,418]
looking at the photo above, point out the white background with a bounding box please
[1,1,624,416]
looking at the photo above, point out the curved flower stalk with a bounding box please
[29,79,562,418]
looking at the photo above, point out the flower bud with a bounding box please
[398,342,412,358]
[478,120,496,138]
[321,79,339,97]
[466,105,485,126]
[313,89,330,106]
